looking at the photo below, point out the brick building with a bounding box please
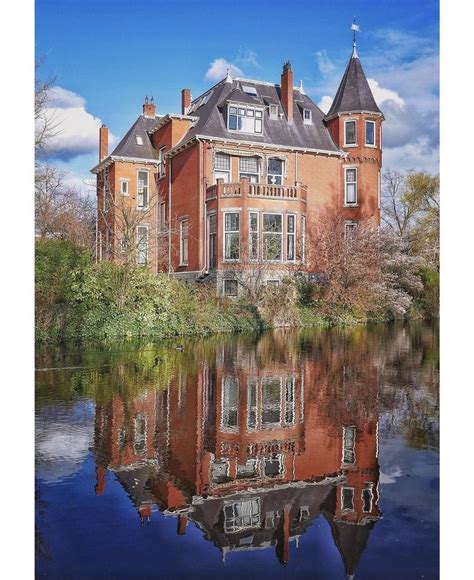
[92,40,383,296]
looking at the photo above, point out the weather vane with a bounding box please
[351,17,361,56]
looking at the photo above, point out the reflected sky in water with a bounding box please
[35,322,438,579]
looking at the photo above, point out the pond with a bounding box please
[35,322,439,579]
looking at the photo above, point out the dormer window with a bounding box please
[135,135,144,145]
[303,109,312,124]
[228,104,263,134]
[242,85,258,96]
[269,104,279,120]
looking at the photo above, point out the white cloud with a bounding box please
[205,58,243,82]
[379,466,402,484]
[368,79,404,107]
[317,95,333,114]
[236,48,259,68]
[315,50,336,76]
[40,86,115,161]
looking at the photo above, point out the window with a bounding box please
[284,377,295,425]
[210,459,229,483]
[137,170,149,208]
[263,214,282,261]
[287,214,296,261]
[159,202,166,232]
[214,153,231,183]
[134,414,147,455]
[344,167,357,205]
[341,487,355,511]
[120,179,129,196]
[224,212,240,261]
[303,109,312,124]
[269,104,279,119]
[180,219,189,265]
[267,158,283,185]
[242,85,258,96]
[362,486,374,513]
[158,146,166,177]
[264,454,282,477]
[342,426,356,464]
[228,104,263,134]
[136,225,148,266]
[345,120,357,146]
[120,237,128,257]
[135,135,143,145]
[224,499,260,532]
[344,221,358,239]
[239,156,259,183]
[261,378,281,427]
[301,215,306,263]
[365,120,375,146]
[224,279,238,297]
[222,376,239,431]
[236,460,257,479]
[249,212,259,261]
[248,379,257,429]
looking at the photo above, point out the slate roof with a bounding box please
[110,114,162,160]
[179,77,340,153]
[325,50,382,119]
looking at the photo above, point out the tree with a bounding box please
[35,60,59,157]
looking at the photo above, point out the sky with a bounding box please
[35,0,439,194]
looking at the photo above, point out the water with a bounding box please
[35,322,439,579]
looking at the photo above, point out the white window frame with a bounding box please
[365,120,376,147]
[135,135,144,145]
[239,156,260,183]
[267,158,284,185]
[303,108,312,124]
[286,213,296,262]
[249,211,259,261]
[269,104,279,120]
[224,498,260,532]
[120,179,129,196]
[341,486,355,512]
[344,167,358,206]
[223,211,240,262]
[301,215,306,264]
[227,104,264,134]
[159,201,166,232]
[342,425,356,464]
[158,146,166,177]
[137,169,149,209]
[362,484,374,513]
[214,153,231,183]
[344,119,357,147]
[262,212,283,262]
[223,279,238,297]
[136,225,149,266]
[221,375,240,432]
[179,218,189,266]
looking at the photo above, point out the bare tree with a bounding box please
[35,164,95,250]
[35,60,60,157]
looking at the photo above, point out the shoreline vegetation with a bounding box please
[35,238,438,344]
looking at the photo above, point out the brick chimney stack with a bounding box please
[143,95,156,117]
[181,89,191,115]
[281,61,294,123]
[99,124,108,162]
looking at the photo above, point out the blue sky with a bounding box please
[36,0,439,193]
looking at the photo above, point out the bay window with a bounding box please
[214,153,231,183]
[224,212,240,261]
[239,156,260,182]
[263,213,282,261]
[287,214,296,261]
[267,158,284,185]
[137,170,149,208]
[345,167,357,205]
[344,120,357,146]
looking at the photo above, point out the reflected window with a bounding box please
[248,379,257,429]
[342,426,356,464]
[261,378,281,427]
[362,485,373,513]
[298,506,310,521]
[264,454,282,477]
[210,458,229,483]
[284,377,295,425]
[134,414,147,456]
[342,487,355,511]
[222,376,239,431]
[236,459,258,479]
[224,498,260,532]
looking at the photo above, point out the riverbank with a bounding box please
[35,239,437,343]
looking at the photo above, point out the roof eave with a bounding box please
[90,155,160,174]
[147,113,198,135]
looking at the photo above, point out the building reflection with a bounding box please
[93,331,381,577]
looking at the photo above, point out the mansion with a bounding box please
[92,41,383,296]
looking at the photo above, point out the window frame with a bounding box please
[342,425,356,464]
[227,103,264,134]
[365,120,376,147]
[214,153,231,183]
[267,158,284,185]
[179,218,189,266]
[303,108,312,124]
[344,221,358,240]
[341,486,355,512]
[223,279,238,297]
[158,201,166,232]
[262,212,283,262]
[239,156,260,183]
[136,224,149,266]
[286,213,296,262]
[344,167,358,206]
[269,104,279,120]
[344,119,357,147]
[158,146,166,177]
[137,169,149,209]
[249,211,259,261]
[120,179,129,196]
[223,211,240,262]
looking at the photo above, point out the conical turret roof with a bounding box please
[326,49,382,119]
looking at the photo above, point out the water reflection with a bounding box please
[36,322,439,578]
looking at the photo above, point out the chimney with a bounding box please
[281,61,294,123]
[181,88,191,115]
[99,124,108,162]
[143,95,156,117]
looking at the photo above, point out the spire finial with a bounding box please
[351,17,360,58]
[298,79,305,94]
[225,67,233,83]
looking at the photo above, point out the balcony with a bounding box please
[206,178,307,203]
